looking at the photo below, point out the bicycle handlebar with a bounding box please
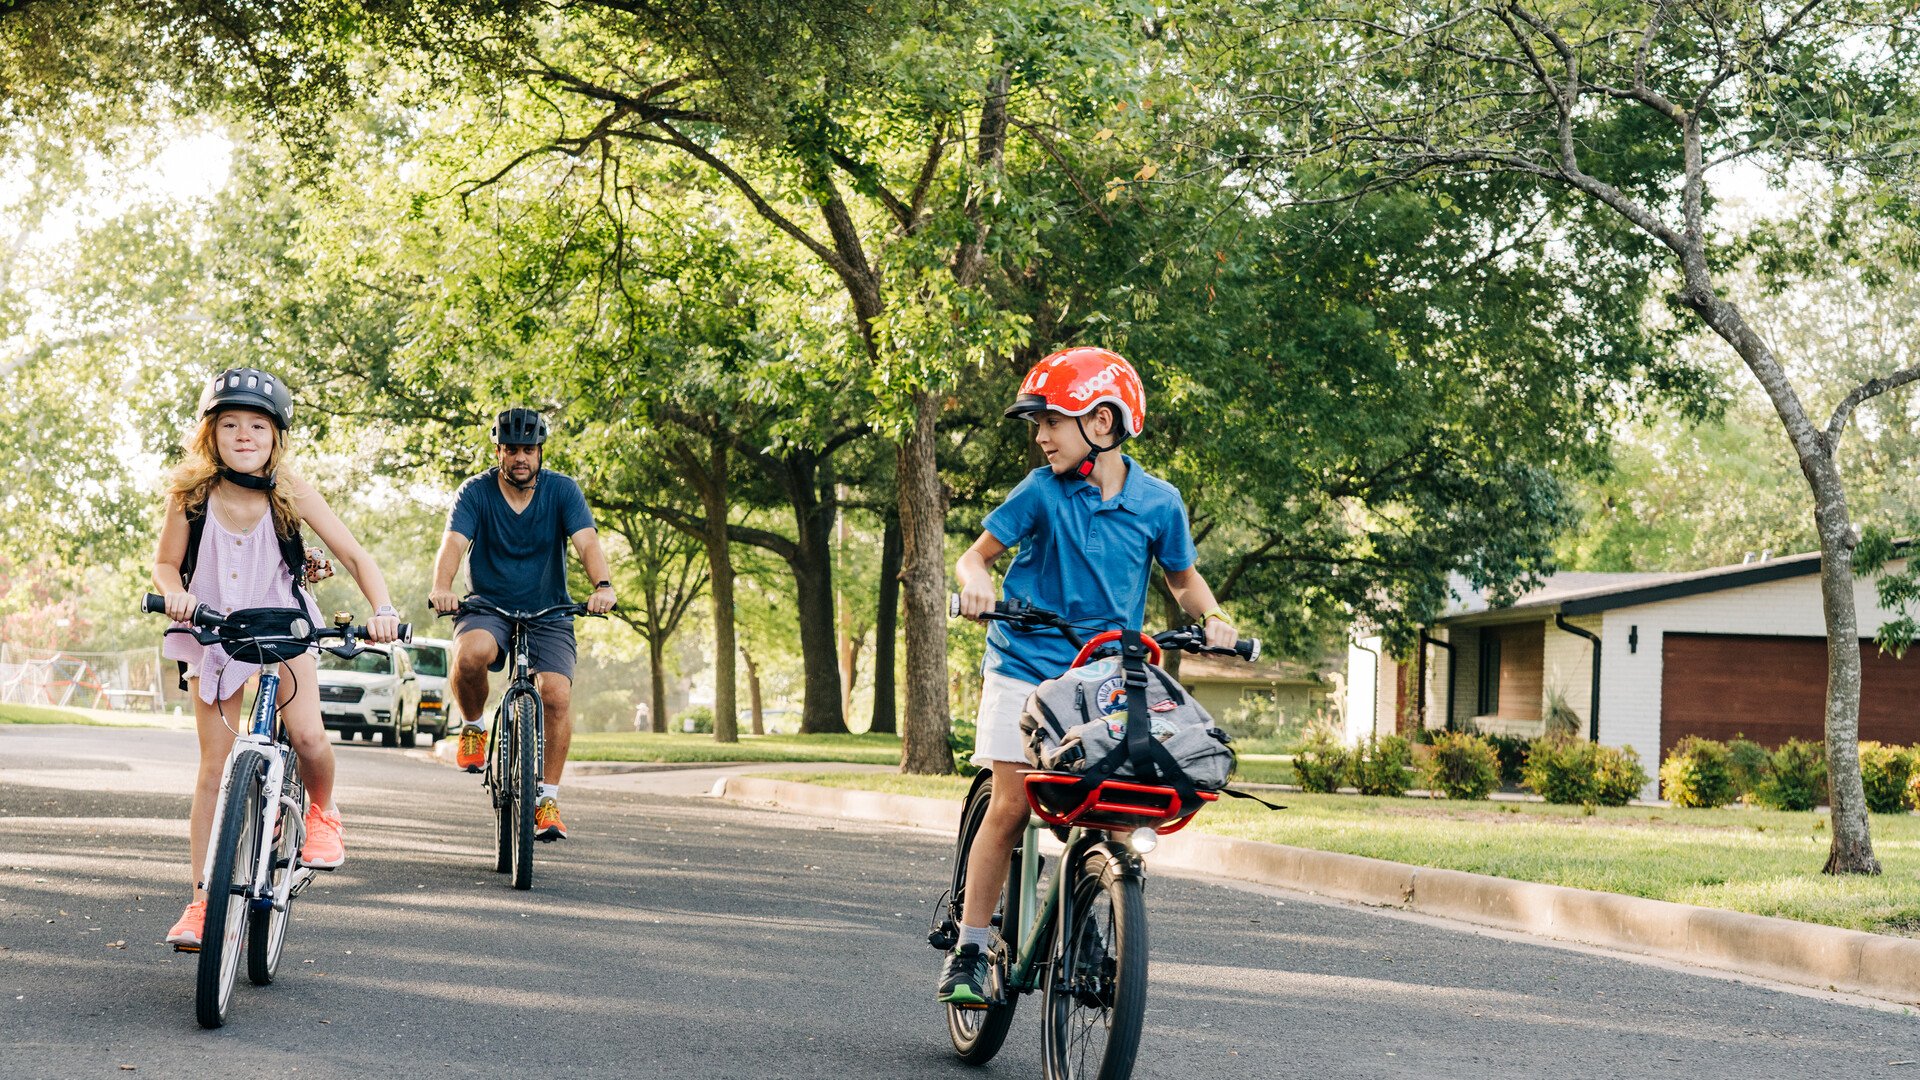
[432,597,605,624]
[142,593,411,651]
[949,594,1261,663]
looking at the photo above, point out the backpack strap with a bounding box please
[1062,630,1200,815]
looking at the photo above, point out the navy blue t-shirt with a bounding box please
[447,468,596,611]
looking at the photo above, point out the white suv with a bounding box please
[399,637,457,741]
[318,646,422,747]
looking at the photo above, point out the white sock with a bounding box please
[538,783,559,802]
[463,720,485,732]
[959,923,994,951]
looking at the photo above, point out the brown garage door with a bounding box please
[1660,633,1920,761]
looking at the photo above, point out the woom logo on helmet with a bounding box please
[1068,362,1128,403]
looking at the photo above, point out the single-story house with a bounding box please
[1179,653,1331,726]
[1343,547,1920,784]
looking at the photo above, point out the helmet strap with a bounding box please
[499,461,539,492]
[219,467,275,491]
[1071,413,1125,479]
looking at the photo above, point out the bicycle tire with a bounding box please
[491,709,513,874]
[509,689,539,890]
[1040,849,1147,1080]
[945,774,1020,1064]
[198,750,266,1029]
[247,759,301,986]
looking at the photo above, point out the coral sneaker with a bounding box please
[167,900,206,952]
[456,724,487,773]
[300,804,345,869]
[534,797,568,842]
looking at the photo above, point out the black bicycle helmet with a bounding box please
[491,407,549,446]
[199,367,294,430]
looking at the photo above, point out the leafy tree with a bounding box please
[1246,0,1920,873]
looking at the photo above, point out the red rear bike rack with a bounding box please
[1023,772,1216,835]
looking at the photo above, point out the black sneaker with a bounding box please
[937,943,991,1007]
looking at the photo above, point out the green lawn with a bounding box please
[773,771,1920,936]
[569,730,907,765]
[0,704,106,725]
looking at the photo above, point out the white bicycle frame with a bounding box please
[199,668,311,914]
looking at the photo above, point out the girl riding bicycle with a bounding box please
[940,346,1237,1006]
[152,367,402,949]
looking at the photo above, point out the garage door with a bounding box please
[1659,633,1920,761]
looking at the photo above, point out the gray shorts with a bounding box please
[454,611,578,682]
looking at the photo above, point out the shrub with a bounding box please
[1521,736,1593,804]
[1350,734,1413,797]
[680,705,714,734]
[1753,738,1828,811]
[1482,734,1532,785]
[1293,723,1351,793]
[949,716,980,776]
[1858,742,1915,814]
[1591,744,1650,807]
[1423,732,1500,800]
[1542,688,1582,738]
[1726,737,1770,799]
[1659,736,1738,808]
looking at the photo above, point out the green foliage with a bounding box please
[1524,736,1648,807]
[1482,734,1531,786]
[948,715,979,777]
[680,705,715,735]
[1292,723,1350,794]
[1422,732,1500,801]
[1753,739,1829,812]
[1660,736,1739,809]
[1349,733,1412,798]
[1858,742,1915,814]
[1856,528,1919,659]
[1726,738,1771,799]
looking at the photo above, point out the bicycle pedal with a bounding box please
[172,942,200,954]
[463,765,483,774]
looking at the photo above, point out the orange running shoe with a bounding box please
[300,804,346,869]
[456,724,487,772]
[166,900,206,952]
[534,797,568,842]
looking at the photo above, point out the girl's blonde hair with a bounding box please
[167,409,301,538]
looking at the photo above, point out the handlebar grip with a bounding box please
[1239,638,1262,663]
[397,623,413,643]
[143,593,166,615]
[949,593,961,619]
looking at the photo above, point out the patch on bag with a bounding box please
[1095,675,1128,715]
[1104,715,1181,741]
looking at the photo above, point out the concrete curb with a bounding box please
[715,775,1920,1006]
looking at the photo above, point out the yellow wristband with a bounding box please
[1202,606,1232,626]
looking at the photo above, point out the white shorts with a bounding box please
[971,670,1039,769]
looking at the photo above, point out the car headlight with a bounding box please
[362,686,393,702]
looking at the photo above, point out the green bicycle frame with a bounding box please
[1003,816,1134,992]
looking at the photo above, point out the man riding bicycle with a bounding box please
[941,347,1236,1006]
[428,409,616,841]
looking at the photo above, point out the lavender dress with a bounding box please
[162,508,322,705]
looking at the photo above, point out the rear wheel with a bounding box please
[1040,850,1148,1080]
[198,750,265,1029]
[945,774,1020,1065]
[247,764,301,986]
[509,690,540,890]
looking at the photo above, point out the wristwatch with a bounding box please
[595,580,613,591]
[374,604,399,618]
[1201,605,1232,626]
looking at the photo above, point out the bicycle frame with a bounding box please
[485,622,542,805]
[998,815,1136,995]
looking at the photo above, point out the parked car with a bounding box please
[399,637,457,741]
[318,645,421,747]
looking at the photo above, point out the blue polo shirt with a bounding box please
[981,455,1198,685]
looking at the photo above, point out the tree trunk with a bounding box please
[697,439,739,744]
[742,645,765,736]
[899,389,954,773]
[1686,289,1880,874]
[648,634,669,734]
[1154,568,1183,680]
[793,493,848,733]
[870,516,902,734]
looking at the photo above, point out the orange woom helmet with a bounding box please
[1003,347,1146,437]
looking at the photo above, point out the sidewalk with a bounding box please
[713,774,1920,1008]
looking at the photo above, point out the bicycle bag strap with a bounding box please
[1062,630,1201,814]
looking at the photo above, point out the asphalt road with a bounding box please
[1,725,1915,1079]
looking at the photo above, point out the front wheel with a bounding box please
[198,750,266,1029]
[945,773,1020,1064]
[1041,850,1148,1080]
[509,690,540,890]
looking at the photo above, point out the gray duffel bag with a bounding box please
[1019,655,1235,791]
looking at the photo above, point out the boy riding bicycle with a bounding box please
[940,346,1236,1005]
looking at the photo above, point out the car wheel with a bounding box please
[401,704,419,749]
[381,723,399,748]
